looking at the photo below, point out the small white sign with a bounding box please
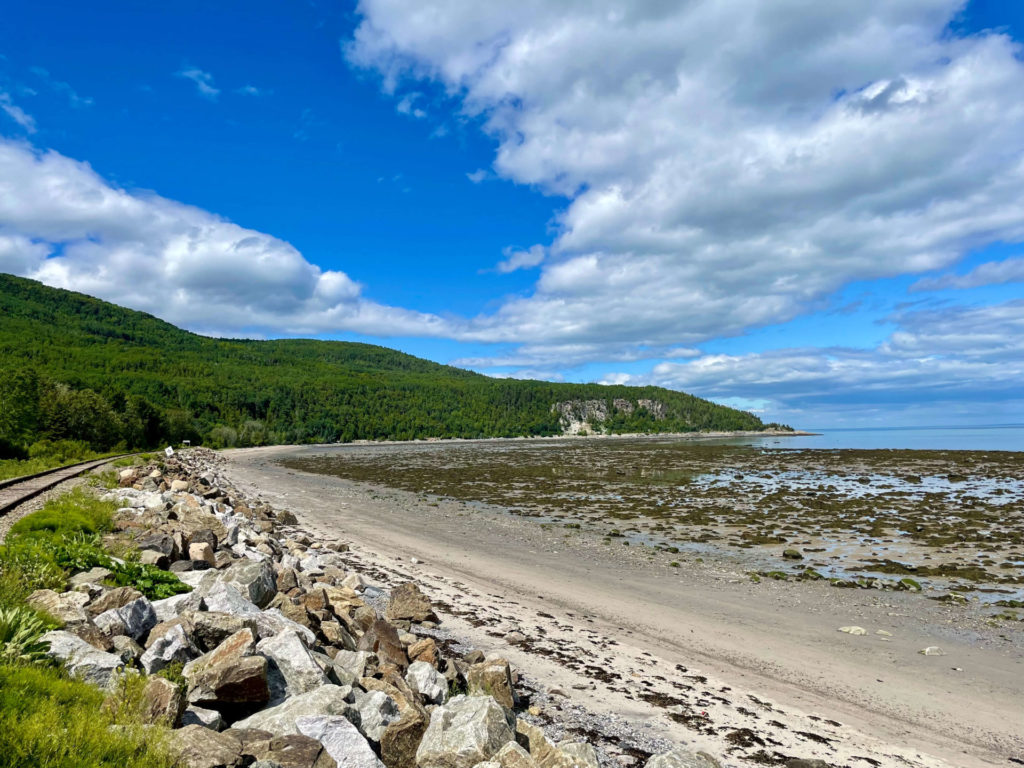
[164,446,174,457]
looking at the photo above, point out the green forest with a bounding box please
[0,273,779,458]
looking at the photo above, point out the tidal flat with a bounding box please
[284,438,1024,607]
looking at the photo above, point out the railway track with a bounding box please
[0,455,132,517]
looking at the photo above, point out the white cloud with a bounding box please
[495,244,545,273]
[606,301,1024,420]
[453,342,700,370]
[348,0,1024,355]
[465,168,487,183]
[177,68,220,100]
[29,66,93,107]
[911,256,1024,291]
[396,92,426,118]
[0,93,36,133]
[237,85,264,96]
[0,138,450,338]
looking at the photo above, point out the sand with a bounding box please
[223,445,1024,768]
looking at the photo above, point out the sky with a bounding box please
[1,0,1023,429]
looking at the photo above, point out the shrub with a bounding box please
[8,489,114,540]
[0,607,52,665]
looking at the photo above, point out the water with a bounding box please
[738,424,1024,452]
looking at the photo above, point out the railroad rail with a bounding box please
[0,455,132,516]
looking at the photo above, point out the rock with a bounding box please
[782,549,803,560]
[333,650,375,679]
[320,621,357,651]
[466,659,516,710]
[183,705,225,730]
[406,660,448,704]
[140,549,170,569]
[262,734,337,768]
[645,751,721,768]
[41,630,124,690]
[138,532,178,559]
[258,629,330,701]
[296,715,382,768]
[277,510,299,525]
[87,586,144,616]
[503,632,526,646]
[205,583,262,616]
[191,542,218,567]
[785,761,830,768]
[168,724,242,768]
[194,612,256,652]
[919,646,946,656]
[147,616,196,649]
[94,596,157,641]
[141,623,196,673]
[189,653,269,718]
[153,590,205,622]
[385,582,437,623]
[111,634,144,662]
[379,710,428,768]
[254,608,317,645]
[408,637,439,666]
[357,619,408,670]
[143,675,185,725]
[415,695,514,768]
[838,626,867,636]
[220,559,278,608]
[352,689,401,742]
[556,743,600,768]
[27,589,90,626]
[493,742,537,768]
[341,573,366,591]
[172,479,190,492]
[462,650,485,665]
[514,721,564,768]
[68,566,113,589]
[234,684,353,734]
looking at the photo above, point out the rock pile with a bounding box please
[34,448,718,768]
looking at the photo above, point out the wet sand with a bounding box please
[224,444,1024,768]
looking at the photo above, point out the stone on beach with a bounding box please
[415,694,514,768]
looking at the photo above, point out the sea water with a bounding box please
[734,424,1024,452]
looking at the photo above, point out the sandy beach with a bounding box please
[223,444,1024,768]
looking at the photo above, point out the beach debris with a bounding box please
[838,626,867,635]
[919,646,946,656]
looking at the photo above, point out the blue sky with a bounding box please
[1,1,1023,428]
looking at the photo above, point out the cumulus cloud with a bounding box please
[911,256,1024,291]
[348,0,1024,354]
[177,68,220,100]
[0,139,449,338]
[606,301,1024,419]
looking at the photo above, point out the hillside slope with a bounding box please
[0,273,772,451]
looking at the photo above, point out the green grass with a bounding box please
[0,665,175,768]
[8,489,115,540]
[0,442,122,482]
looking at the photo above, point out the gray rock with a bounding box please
[153,590,205,622]
[296,715,384,768]
[67,567,113,589]
[27,589,91,626]
[645,751,721,768]
[168,724,240,767]
[111,634,144,663]
[234,684,353,734]
[93,596,157,641]
[351,689,400,742]
[258,629,329,701]
[415,695,514,768]
[254,609,317,645]
[193,612,256,652]
[182,705,225,730]
[204,582,262,616]
[141,623,196,673]
[41,630,124,690]
[405,660,448,705]
[220,559,278,608]
[557,742,601,768]
[332,650,374,680]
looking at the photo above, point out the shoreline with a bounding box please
[223,444,1024,768]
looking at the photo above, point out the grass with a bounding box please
[0,441,125,483]
[0,665,175,768]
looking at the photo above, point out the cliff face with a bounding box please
[554,398,670,434]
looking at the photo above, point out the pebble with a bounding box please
[838,626,867,635]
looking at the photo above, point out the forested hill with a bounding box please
[0,273,776,454]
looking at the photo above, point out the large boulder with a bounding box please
[414,695,514,768]
[193,612,257,652]
[87,586,143,616]
[40,630,123,690]
[380,711,428,768]
[168,724,242,768]
[233,684,352,734]
[385,583,436,623]
[188,647,270,719]
[296,715,383,768]
[351,689,400,742]
[142,675,185,726]
[466,659,516,710]
[27,589,90,626]
[220,559,278,608]
[645,751,721,768]
[93,596,157,642]
[152,590,205,622]
[204,583,262,616]
[556,743,601,768]
[357,619,408,670]
[262,734,337,768]
[493,742,538,768]
[406,661,447,705]
[141,623,196,673]
[258,629,329,701]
